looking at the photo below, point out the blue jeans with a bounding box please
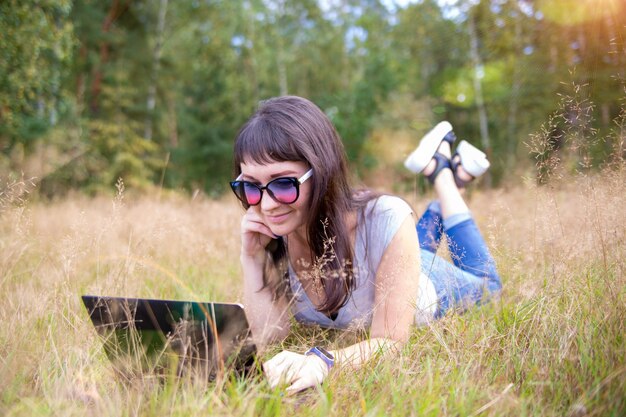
[417,201,502,318]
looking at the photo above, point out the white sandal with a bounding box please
[404,121,456,174]
[451,140,490,187]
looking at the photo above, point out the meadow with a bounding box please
[1,164,624,416]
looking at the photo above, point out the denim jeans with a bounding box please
[417,201,502,318]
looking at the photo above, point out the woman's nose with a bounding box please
[260,190,280,211]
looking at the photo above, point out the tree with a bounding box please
[0,0,74,157]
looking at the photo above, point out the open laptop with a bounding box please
[82,295,257,381]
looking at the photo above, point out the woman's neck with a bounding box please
[285,229,312,274]
[286,210,357,258]
[287,222,308,248]
[286,211,358,280]
[286,211,359,312]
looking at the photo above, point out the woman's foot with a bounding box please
[404,121,455,175]
[450,140,490,188]
[422,141,452,183]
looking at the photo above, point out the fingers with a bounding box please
[241,209,277,256]
[242,210,275,239]
[263,351,302,388]
[285,376,312,394]
[263,351,329,393]
[285,357,327,394]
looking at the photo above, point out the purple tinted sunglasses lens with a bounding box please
[243,182,262,205]
[267,178,298,203]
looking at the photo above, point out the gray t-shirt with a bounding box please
[288,195,437,330]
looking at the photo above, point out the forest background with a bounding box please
[2,0,625,197]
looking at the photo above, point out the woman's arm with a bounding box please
[242,255,291,348]
[264,215,421,391]
[240,208,292,348]
[369,214,421,343]
[333,214,421,363]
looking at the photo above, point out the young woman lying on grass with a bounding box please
[229,96,502,393]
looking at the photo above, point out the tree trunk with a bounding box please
[507,3,522,167]
[90,0,128,115]
[166,93,178,148]
[144,0,168,141]
[75,45,87,117]
[247,2,260,104]
[468,14,492,187]
[275,0,288,96]
[277,41,288,96]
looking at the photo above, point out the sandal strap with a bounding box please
[426,152,452,184]
[443,130,457,145]
[451,152,475,188]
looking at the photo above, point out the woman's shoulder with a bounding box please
[364,194,414,217]
[357,193,414,240]
[352,193,414,267]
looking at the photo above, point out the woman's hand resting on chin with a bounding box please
[240,208,276,260]
[263,350,329,394]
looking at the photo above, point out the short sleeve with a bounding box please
[359,195,414,274]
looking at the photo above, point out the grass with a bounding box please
[1,160,625,416]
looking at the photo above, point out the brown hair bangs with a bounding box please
[234,107,307,175]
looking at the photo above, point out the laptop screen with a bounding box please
[82,295,257,380]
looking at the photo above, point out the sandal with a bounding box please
[404,121,456,174]
[426,152,452,184]
[451,140,490,188]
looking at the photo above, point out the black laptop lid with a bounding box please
[82,295,257,380]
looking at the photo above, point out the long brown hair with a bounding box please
[233,96,372,316]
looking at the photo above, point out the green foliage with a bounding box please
[0,0,74,151]
[39,119,163,196]
[328,54,397,163]
[163,0,254,193]
[85,120,163,190]
[1,0,625,195]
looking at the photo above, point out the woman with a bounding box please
[229,96,501,393]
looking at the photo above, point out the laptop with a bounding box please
[81,295,258,381]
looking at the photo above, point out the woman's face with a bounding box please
[239,159,313,238]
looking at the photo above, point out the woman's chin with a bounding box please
[264,212,304,238]
[268,221,301,238]
[269,225,288,238]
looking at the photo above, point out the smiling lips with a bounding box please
[266,211,291,224]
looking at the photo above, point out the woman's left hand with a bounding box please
[263,350,329,393]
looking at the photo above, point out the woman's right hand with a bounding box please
[240,208,276,262]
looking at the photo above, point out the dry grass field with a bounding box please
[1,166,625,416]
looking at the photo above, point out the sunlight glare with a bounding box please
[538,0,622,25]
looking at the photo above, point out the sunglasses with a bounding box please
[230,169,313,207]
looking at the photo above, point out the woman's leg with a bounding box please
[421,141,502,316]
[416,201,444,253]
[444,217,500,290]
[431,143,500,283]
[430,141,470,219]
[421,247,499,318]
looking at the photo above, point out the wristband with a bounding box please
[305,346,335,369]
